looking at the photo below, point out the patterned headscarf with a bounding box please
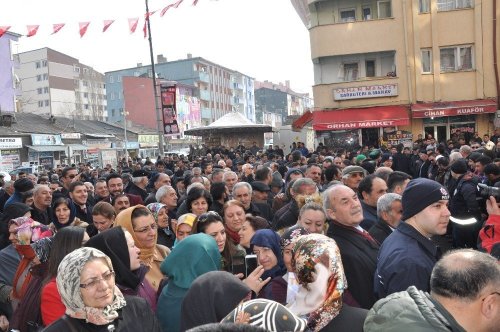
[56,247,126,325]
[222,299,307,332]
[280,226,309,250]
[30,236,53,263]
[146,203,166,223]
[290,234,347,332]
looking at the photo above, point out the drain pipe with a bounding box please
[494,0,500,109]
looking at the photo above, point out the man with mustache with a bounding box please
[324,184,379,309]
[374,178,450,300]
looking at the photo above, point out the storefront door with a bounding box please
[361,128,380,148]
[424,125,447,144]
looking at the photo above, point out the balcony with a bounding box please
[233,97,244,105]
[198,72,210,83]
[200,89,211,101]
[233,82,243,90]
[201,107,211,119]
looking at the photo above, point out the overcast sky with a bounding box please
[2,0,314,95]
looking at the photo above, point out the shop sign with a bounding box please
[138,135,159,147]
[61,133,81,139]
[83,140,111,149]
[412,100,497,118]
[314,119,409,130]
[333,84,398,101]
[0,150,20,172]
[100,150,117,168]
[31,134,63,146]
[0,137,22,149]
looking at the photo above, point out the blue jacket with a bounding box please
[374,222,441,299]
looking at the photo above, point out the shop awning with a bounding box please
[412,99,498,118]
[312,105,410,131]
[292,111,314,131]
[26,145,66,152]
[67,144,88,150]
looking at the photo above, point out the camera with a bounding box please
[477,183,500,202]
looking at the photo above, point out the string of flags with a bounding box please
[0,0,200,39]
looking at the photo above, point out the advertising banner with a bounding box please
[160,85,180,136]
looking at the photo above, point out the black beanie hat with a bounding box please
[13,178,34,193]
[401,178,449,221]
[450,159,468,175]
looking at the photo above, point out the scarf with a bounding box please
[50,198,77,230]
[290,234,347,332]
[225,225,240,245]
[114,205,157,267]
[57,247,127,325]
[250,229,287,280]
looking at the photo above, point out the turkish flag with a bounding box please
[128,18,139,34]
[79,22,90,38]
[103,20,114,32]
[0,26,11,38]
[27,25,40,37]
[192,0,199,5]
[52,23,65,35]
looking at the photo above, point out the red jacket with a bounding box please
[40,278,65,326]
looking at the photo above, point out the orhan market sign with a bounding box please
[333,84,398,100]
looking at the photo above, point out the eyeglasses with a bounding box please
[134,223,158,233]
[80,270,115,289]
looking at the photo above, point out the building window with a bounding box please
[38,101,44,107]
[35,61,41,69]
[437,0,473,11]
[36,74,42,81]
[37,88,43,94]
[110,92,115,100]
[111,109,115,117]
[44,100,49,107]
[43,73,48,80]
[419,0,430,13]
[83,81,88,87]
[84,104,89,110]
[84,92,88,98]
[440,45,473,72]
[44,87,49,93]
[117,76,122,82]
[83,68,89,74]
[365,60,376,77]
[340,8,356,22]
[362,6,372,20]
[74,65,80,73]
[343,63,359,81]
[109,75,114,83]
[421,49,432,73]
[377,0,392,18]
[42,60,47,67]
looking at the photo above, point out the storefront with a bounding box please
[138,135,160,159]
[0,137,23,172]
[27,134,65,169]
[411,99,497,144]
[309,105,410,149]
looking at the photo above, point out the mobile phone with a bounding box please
[245,254,258,277]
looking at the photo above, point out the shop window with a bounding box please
[362,7,372,20]
[440,45,473,72]
[421,49,432,73]
[366,60,376,77]
[340,8,356,22]
[378,1,392,18]
[437,0,473,11]
[419,0,430,13]
[343,63,359,81]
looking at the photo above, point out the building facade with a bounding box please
[292,0,500,148]
[105,54,256,127]
[16,48,107,120]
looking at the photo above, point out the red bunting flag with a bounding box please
[79,22,90,38]
[160,4,174,17]
[145,11,156,18]
[0,26,11,38]
[192,0,199,5]
[174,0,184,8]
[27,25,40,37]
[143,20,147,38]
[128,18,139,33]
[103,20,115,32]
[52,23,65,35]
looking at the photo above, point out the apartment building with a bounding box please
[16,48,107,121]
[292,0,499,148]
[105,54,256,131]
[0,32,21,117]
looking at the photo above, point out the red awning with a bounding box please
[292,111,314,131]
[412,99,497,118]
[312,105,409,131]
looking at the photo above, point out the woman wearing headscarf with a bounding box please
[146,203,175,248]
[289,234,367,332]
[85,227,157,311]
[280,226,309,305]
[42,247,160,331]
[49,197,88,232]
[222,298,307,332]
[173,213,196,247]
[156,233,220,332]
[40,226,89,326]
[115,205,170,292]
[0,202,32,250]
[180,271,251,331]
[250,229,288,304]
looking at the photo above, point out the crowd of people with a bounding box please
[0,134,499,332]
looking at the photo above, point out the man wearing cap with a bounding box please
[374,178,450,299]
[449,159,482,248]
[251,181,271,204]
[380,153,393,169]
[341,165,366,192]
[126,169,149,201]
